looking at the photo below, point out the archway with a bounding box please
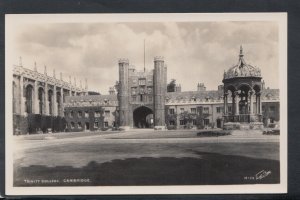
[38,87,45,115]
[25,84,34,114]
[133,106,153,128]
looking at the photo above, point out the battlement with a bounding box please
[154,56,164,62]
[118,58,129,64]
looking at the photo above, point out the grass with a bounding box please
[14,151,279,186]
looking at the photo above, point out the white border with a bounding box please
[5,13,288,195]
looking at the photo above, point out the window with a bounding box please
[85,111,89,118]
[192,119,197,125]
[228,106,232,113]
[131,87,137,95]
[132,79,137,85]
[147,87,152,94]
[94,122,99,128]
[169,121,175,125]
[78,122,82,129]
[70,122,75,129]
[69,111,74,118]
[191,108,196,114]
[203,107,209,114]
[105,110,110,117]
[104,121,109,127]
[216,107,222,113]
[204,119,209,126]
[148,96,152,102]
[132,96,137,102]
[169,108,175,115]
[180,108,184,113]
[269,106,275,112]
[78,111,83,118]
[180,120,185,125]
[94,111,101,117]
[138,78,146,85]
[140,95,143,102]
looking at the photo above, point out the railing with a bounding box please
[223,114,263,123]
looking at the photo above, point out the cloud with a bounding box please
[10,21,279,93]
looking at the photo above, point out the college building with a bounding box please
[12,47,280,134]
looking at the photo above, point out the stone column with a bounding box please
[45,83,49,115]
[249,90,253,114]
[258,92,262,114]
[223,92,228,115]
[53,86,58,116]
[34,80,39,114]
[255,93,259,114]
[235,91,239,115]
[232,93,236,115]
[20,75,26,116]
[60,88,64,116]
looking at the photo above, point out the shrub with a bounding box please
[197,130,231,137]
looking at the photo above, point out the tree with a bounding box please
[88,91,101,95]
[179,111,197,129]
[167,79,176,92]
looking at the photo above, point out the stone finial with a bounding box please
[74,77,76,86]
[69,75,71,84]
[19,56,22,67]
[34,61,37,71]
[85,78,88,90]
[60,72,62,80]
[239,45,243,57]
[154,56,164,62]
[53,69,56,78]
[118,58,129,64]
[80,80,82,88]
[44,65,47,75]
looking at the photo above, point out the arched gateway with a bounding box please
[133,106,153,128]
[223,46,264,130]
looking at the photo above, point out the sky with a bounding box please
[8,21,279,94]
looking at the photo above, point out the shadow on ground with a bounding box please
[14,151,279,186]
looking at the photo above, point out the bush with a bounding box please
[197,130,231,137]
[13,114,67,134]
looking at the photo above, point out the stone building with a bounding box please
[12,47,280,133]
[63,95,118,132]
[117,56,167,130]
[12,61,87,134]
[62,48,279,131]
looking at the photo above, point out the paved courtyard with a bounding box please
[13,129,280,186]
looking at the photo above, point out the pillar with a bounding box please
[235,91,239,115]
[60,88,64,116]
[232,92,236,115]
[45,83,49,115]
[258,92,262,114]
[53,86,58,116]
[223,92,228,115]
[118,58,130,129]
[153,56,166,129]
[249,90,253,114]
[34,80,39,114]
[20,75,26,116]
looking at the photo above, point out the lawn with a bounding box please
[13,132,280,186]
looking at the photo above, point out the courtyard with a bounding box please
[13,129,280,186]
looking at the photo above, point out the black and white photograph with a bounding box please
[5,13,287,195]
